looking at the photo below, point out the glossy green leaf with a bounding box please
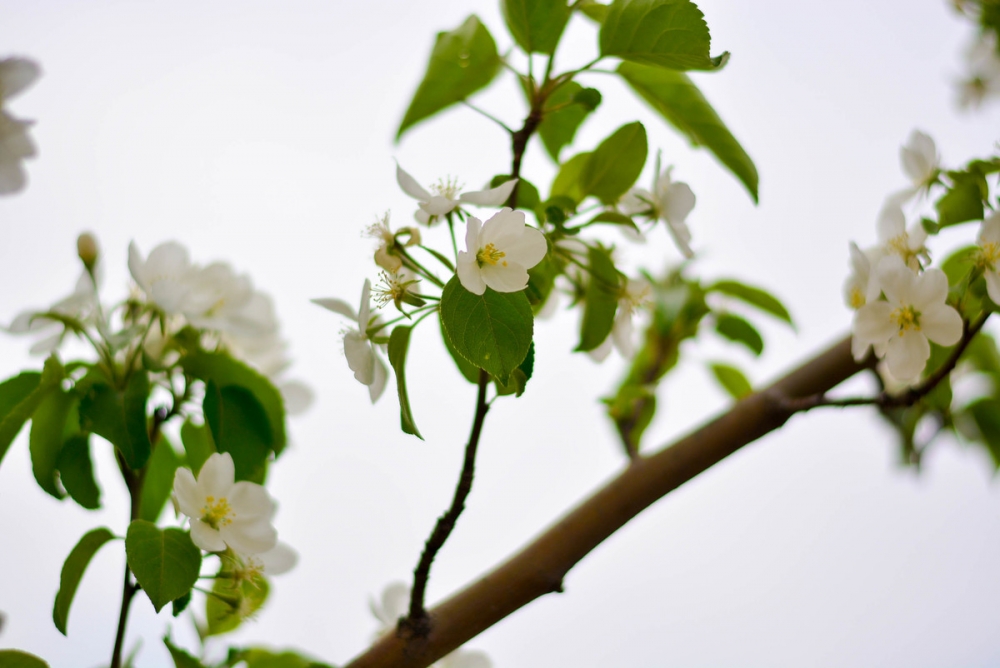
[580,122,648,205]
[537,82,600,162]
[206,568,269,637]
[204,382,271,484]
[936,171,986,228]
[440,313,481,383]
[0,650,51,668]
[164,636,205,668]
[0,358,62,467]
[53,527,116,635]
[388,326,423,439]
[708,279,793,327]
[125,520,201,613]
[550,152,592,205]
[397,15,501,139]
[57,435,101,510]
[715,313,764,356]
[709,362,752,399]
[29,390,74,499]
[577,245,621,351]
[618,61,758,201]
[600,0,728,71]
[495,341,535,397]
[140,435,183,523]
[78,371,151,470]
[180,420,216,476]
[181,351,286,455]
[440,277,534,384]
[502,0,571,54]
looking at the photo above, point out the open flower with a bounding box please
[620,164,695,258]
[457,208,547,295]
[396,164,516,226]
[843,242,883,310]
[0,57,41,195]
[875,201,928,271]
[852,256,962,382]
[976,211,1000,304]
[588,278,652,362]
[172,452,278,556]
[366,212,420,273]
[128,241,198,315]
[312,279,388,402]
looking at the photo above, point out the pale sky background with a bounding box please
[1,1,1000,667]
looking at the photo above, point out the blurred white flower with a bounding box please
[976,211,1000,305]
[957,31,1000,109]
[620,165,695,258]
[588,278,651,362]
[899,130,940,195]
[238,541,298,579]
[852,256,962,383]
[312,279,388,403]
[876,201,928,271]
[843,241,883,310]
[457,208,547,295]
[396,164,516,226]
[128,241,198,315]
[172,452,278,556]
[0,57,41,195]
[6,269,100,355]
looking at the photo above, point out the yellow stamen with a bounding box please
[980,241,1000,270]
[890,305,920,336]
[477,243,506,267]
[200,495,234,529]
[849,287,865,310]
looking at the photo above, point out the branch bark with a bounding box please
[343,335,867,668]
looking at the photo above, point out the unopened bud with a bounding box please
[77,232,99,271]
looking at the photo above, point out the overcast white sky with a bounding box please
[2,1,1000,667]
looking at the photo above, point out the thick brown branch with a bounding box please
[343,335,866,668]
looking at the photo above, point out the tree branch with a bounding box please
[343,335,867,668]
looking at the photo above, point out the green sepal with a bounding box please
[388,325,423,439]
[53,527,117,635]
[600,0,728,71]
[397,15,501,139]
[125,520,202,613]
[576,245,621,352]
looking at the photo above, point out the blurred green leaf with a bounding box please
[936,170,987,228]
[52,527,116,635]
[715,313,764,356]
[708,279,793,327]
[0,650,50,668]
[709,362,752,399]
[577,245,621,351]
[600,0,728,71]
[537,82,601,162]
[180,420,216,476]
[501,0,571,54]
[29,390,75,499]
[163,636,205,668]
[388,326,423,439]
[79,371,151,471]
[550,152,592,205]
[140,435,183,523]
[0,358,63,468]
[203,382,271,484]
[57,435,101,510]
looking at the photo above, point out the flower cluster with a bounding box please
[0,57,40,195]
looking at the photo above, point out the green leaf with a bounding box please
[203,382,271,484]
[587,210,640,232]
[491,174,540,211]
[578,0,610,23]
[600,0,728,71]
[526,252,564,311]
[180,420,216,476]
[164,636,205,668]
[180,351,286,455]
[577,245,621,351]
[940,245,979,286]
[125,520,201,613]
[550,152,592,205]
[388,326,423,439]
[53,527,117,635]
[440,312,481,383]
[206,567,269,637]
[397,15,502,139]
[29,390,75,499]
[537,82,600,162]
[234,649,333,668]
[440,277,534,384]
[715,313,763,356]
[78,371,151,470]
[580,122,648,205]
[617,61,758,201]
[57,435,101,510]
[0,650,51,668]
[140,435,183,523]
[708,362,752,399]
[495,341,535,397]
[936,171,986,228]
[172,591,192,617]
[0,357,63,468]
[502,0,571,54]
[708,280,793,327]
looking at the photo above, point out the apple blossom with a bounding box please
[396,164,516,226]
[6,268,101,355]
[588,278,652,362]
[312,279,388,402]
[456,208,547,295]
[128,241,198,315]
[875,201,928,271]
[0,57,41,195]
[976,211,1000,305]
[843,242,883,310]
[899,130,940,196]
[852,256,962,383]
[172,452,279,556]
[620,164,695,258]
[366,212,421,273]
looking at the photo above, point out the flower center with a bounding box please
[849,286,866,310]
[980,241,1000,269]
[200,495,234,529]
[431,177,461,200]
[890,305,920,335]
[477,243,507,267]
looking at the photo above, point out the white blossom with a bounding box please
[843,242,883,310]
[366,212,420,273]
[235,541,298,580]
[875,201,928,271]
[172,452,279,556]
[957,31,1000,109]
[6,268,101,355]
[396,164,516,226]
[128,241,198,315]
[0,57,41,195]
[899,130,940,194]
[976,211,1000,305]
[312,279,388,403]
[852,256,962,383]
[588,278,652,362]
[456,208,547,295]
[620,164,695,258]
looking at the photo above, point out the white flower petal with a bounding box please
[172,467,201,517]
[457,252,487,295]
[422,195,458,216]
[459,179,516,207]
[876,255,915,305]
[279,380,314,415]
[197,453,236,497]
[221,518,278,556]
[311,297,358,320]
[920,304,962,347]
[911,268,949,310]
[368,346,389,403]
[586,334,613,363]
[482,261,529,293]
[978,212,1000,245]
[359,279,372,329]
[396,164,432,201]
[500,226,547,269]
[876,203,906,243]
[0,58,41,100]
[344,330,376,385]
[229,481,277,520]
[190,520,227,553]
[257,542,298,575]
[663,181,695,226]
[666,218,694,258]
[886,331,930,383]
[853,301,896,350]
[985,270,1000,306]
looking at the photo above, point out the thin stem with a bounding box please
[398,248,445,289]
[461,101,513,133]
[405,369,491,635]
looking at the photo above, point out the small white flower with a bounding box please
[456,208,547,295]
[976,211,1000,305]
[312,279,388,403]
[957,31,1000,109]
[875,201,928,271]
[172,452,279,556]
[236,541,298,579]
[588,278,651,362]
[6,269,100,355]
[620,164,695,258]
[128,241,198,315]
[852,256,962,383]
[843,242,884,310]
[396,164,516,226]
[900,130,940,192]
[0,57,41,195]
